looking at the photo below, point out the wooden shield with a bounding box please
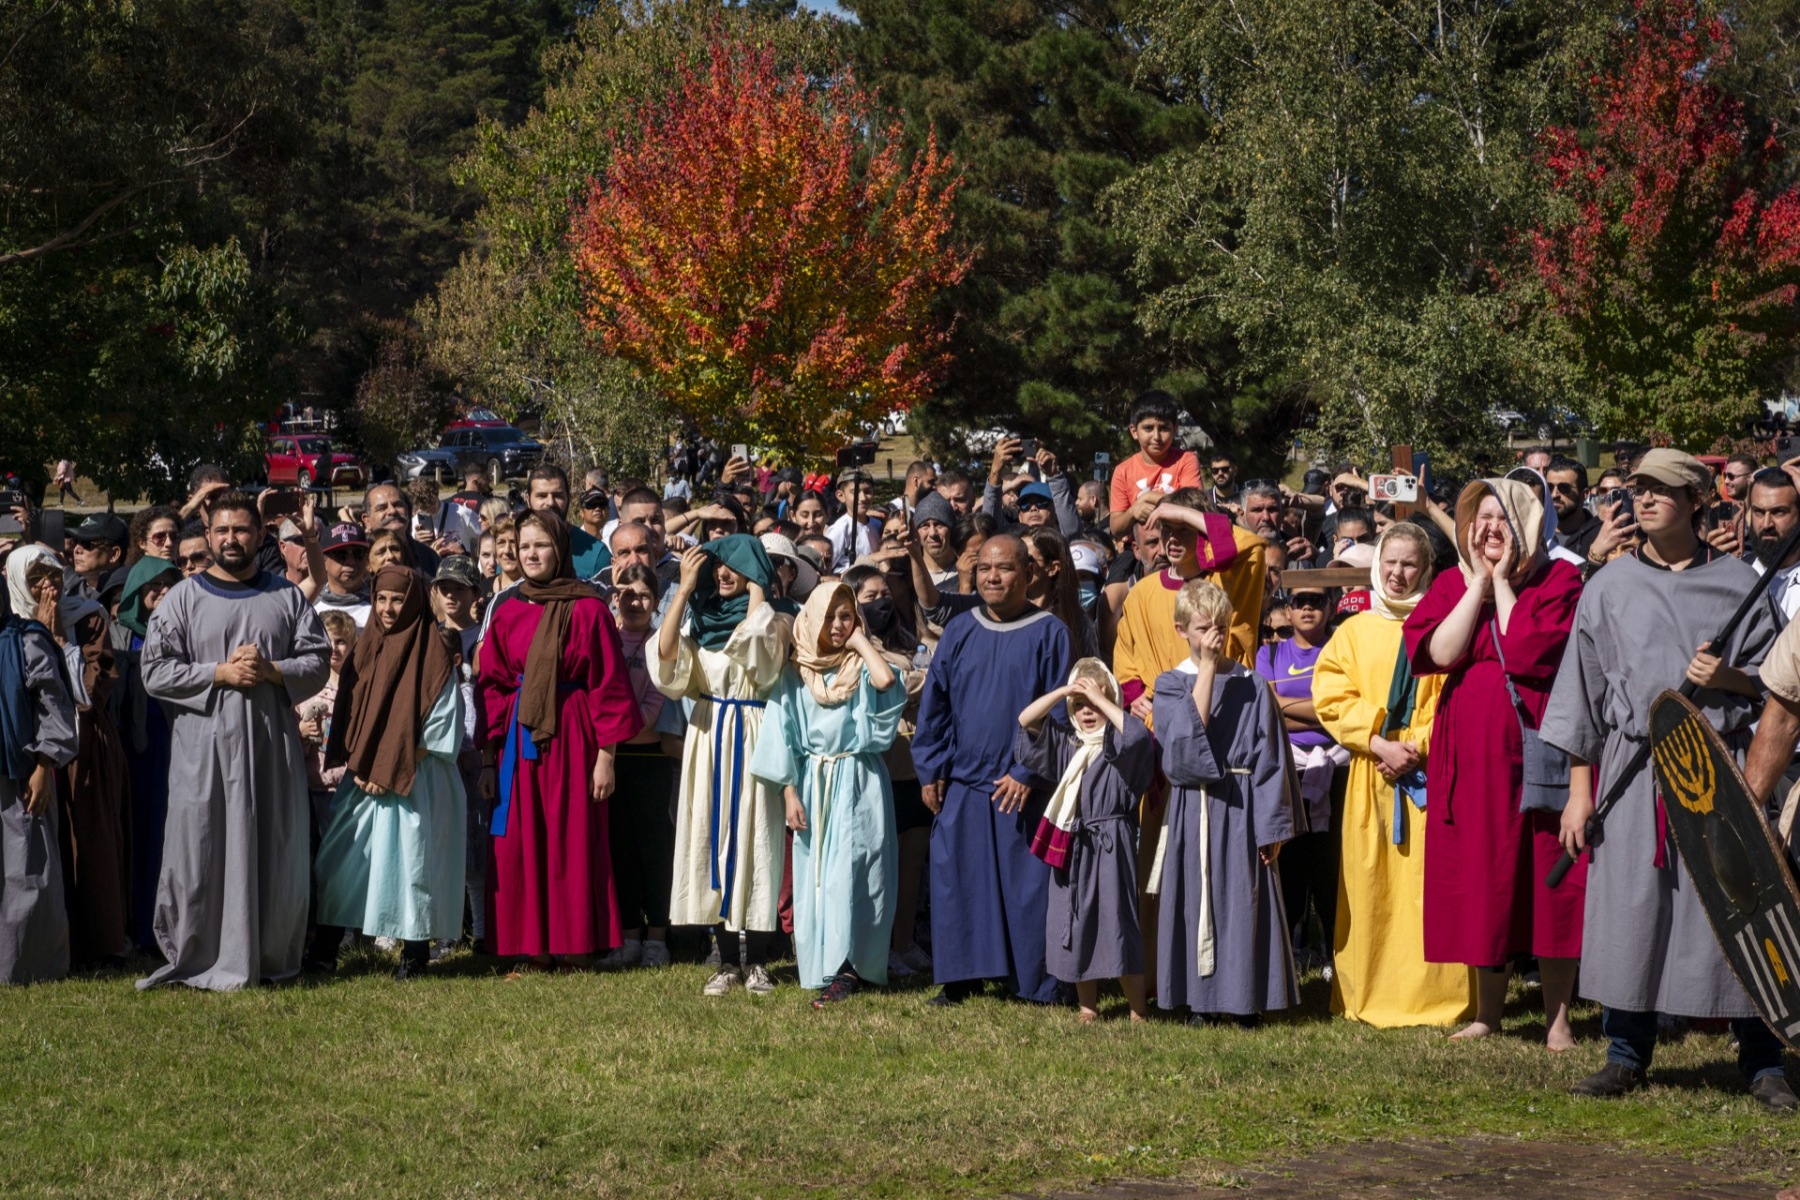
[1649,690,1800,1050]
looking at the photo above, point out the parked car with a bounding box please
[396,425,544,485]
[444,407,510,431]
[265,435,366,489]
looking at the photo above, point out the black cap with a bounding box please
[321,521,369,552]
[68,514,129,545]
[579,488,608,510]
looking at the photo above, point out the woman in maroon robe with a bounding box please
[1403,479,1585,1050]
[477,512,642,970]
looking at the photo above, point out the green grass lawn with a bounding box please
[1,947,1794,1198]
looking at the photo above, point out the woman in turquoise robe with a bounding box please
[751,583,905,1002]
[313,566,466,977]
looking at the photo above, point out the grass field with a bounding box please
[1,945,1794,1199]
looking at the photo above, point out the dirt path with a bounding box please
[1034,1139,1784,1199]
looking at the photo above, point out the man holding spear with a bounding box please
[1541,449,1796,1111]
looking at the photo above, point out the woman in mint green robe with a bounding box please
[750,584,905,994]
[315,675,466,946]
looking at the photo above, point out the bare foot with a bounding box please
[1128,1010,1149,1024]
[1450,1020,1497,1040]
[1078,1008,1099,1025]
[1546,1024,1577,1053]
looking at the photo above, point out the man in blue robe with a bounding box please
[913,534,1070,1004]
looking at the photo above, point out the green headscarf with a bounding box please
[118,555,180,637]
[690,534,795,650]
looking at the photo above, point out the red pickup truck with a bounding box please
[265,435,367,489]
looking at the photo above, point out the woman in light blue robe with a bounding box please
[750,584,904,1001]
[313,566,466,977]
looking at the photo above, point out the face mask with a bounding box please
[1077,580,1100,613]
[858,598,896,635]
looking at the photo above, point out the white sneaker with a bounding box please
[887,950,917,979]
[703,966,742,996]
[598,939,642,969]
[640,940,671,968]
[744,964,776,996]
[374,936,399,953]
[899,944,933,974]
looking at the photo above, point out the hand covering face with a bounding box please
[689,533,780,651]
[1454,478,1546,587]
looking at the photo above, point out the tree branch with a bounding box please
[0,181,161,270]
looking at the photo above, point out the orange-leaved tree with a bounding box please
[569,40,971,464]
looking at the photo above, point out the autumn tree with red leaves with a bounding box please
[569,41,971,463]
[1527,0,1800,447]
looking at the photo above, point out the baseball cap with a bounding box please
[433,554,482,591]
[1017,482,1054,507]
[68,514,128,545]
[1069,541,1105,577]
[1627,448,1711,492]
[579,488,608,510]
[321,521,369,552]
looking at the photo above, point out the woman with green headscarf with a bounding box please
[655,533,794,997]
[117,555,182,950]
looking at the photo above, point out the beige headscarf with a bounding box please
[1455,478,1546,587]
[1368,523,1436,622]
[792,582,863,707]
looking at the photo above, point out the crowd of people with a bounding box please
[4,389,1800,1113]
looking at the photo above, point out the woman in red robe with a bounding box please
[477,512,642,970]
[1403,479,1586,1050]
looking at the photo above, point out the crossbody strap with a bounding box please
[1489,617,1537,732]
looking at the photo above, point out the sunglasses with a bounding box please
[326,547,369,561]
[1241,478,1281,492]
[145,530,177,544]
[1210,466,1235,475]
[1288,593,1328,610]
[1268,624,1294,639]
[179,552,212,567]
[1017,498,1051,510]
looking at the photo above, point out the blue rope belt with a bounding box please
[492,677,579,838]
[1391,768,1426,846]
[709,695,766,914]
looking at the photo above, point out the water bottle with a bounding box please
[911,643,930,671]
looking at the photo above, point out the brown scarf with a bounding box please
[515,511,599,746]
[328,565,457,796]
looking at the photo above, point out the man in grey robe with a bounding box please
[1542,448,1796,1112]
[139,493,331,991]
[0,611,79,984]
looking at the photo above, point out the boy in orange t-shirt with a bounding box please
[1109,390,1202,538]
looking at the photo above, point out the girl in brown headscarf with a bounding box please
[311,565,464,979]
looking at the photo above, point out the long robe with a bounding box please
[138,572,331,990]
[1312,612,1474,1027]
[1014,716,1154,983]
[1108,545,1264,995]
[119,632,172,951]
[749,666,906,988]
[477,593,642,957]
[316,676,466,943]
[0,624,78,983]
[1404,559,1586,965]
[1152,662,1297,1015]
[655,603,790,932]
[62,608,132,963]
[1540,551,1781,1017]
[912,607,1070,1002]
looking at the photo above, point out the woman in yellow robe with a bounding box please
[1312,523,1475,1027]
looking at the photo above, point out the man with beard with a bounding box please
[935,470,976,518]
[1746,467,1800,621]
[138,493,331,989]
[911,492,959,588]
[1544,456,1603,562]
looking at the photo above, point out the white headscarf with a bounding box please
[1032,659,1122,869]
[1368,524,1435,622]
[5,544,102,637]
